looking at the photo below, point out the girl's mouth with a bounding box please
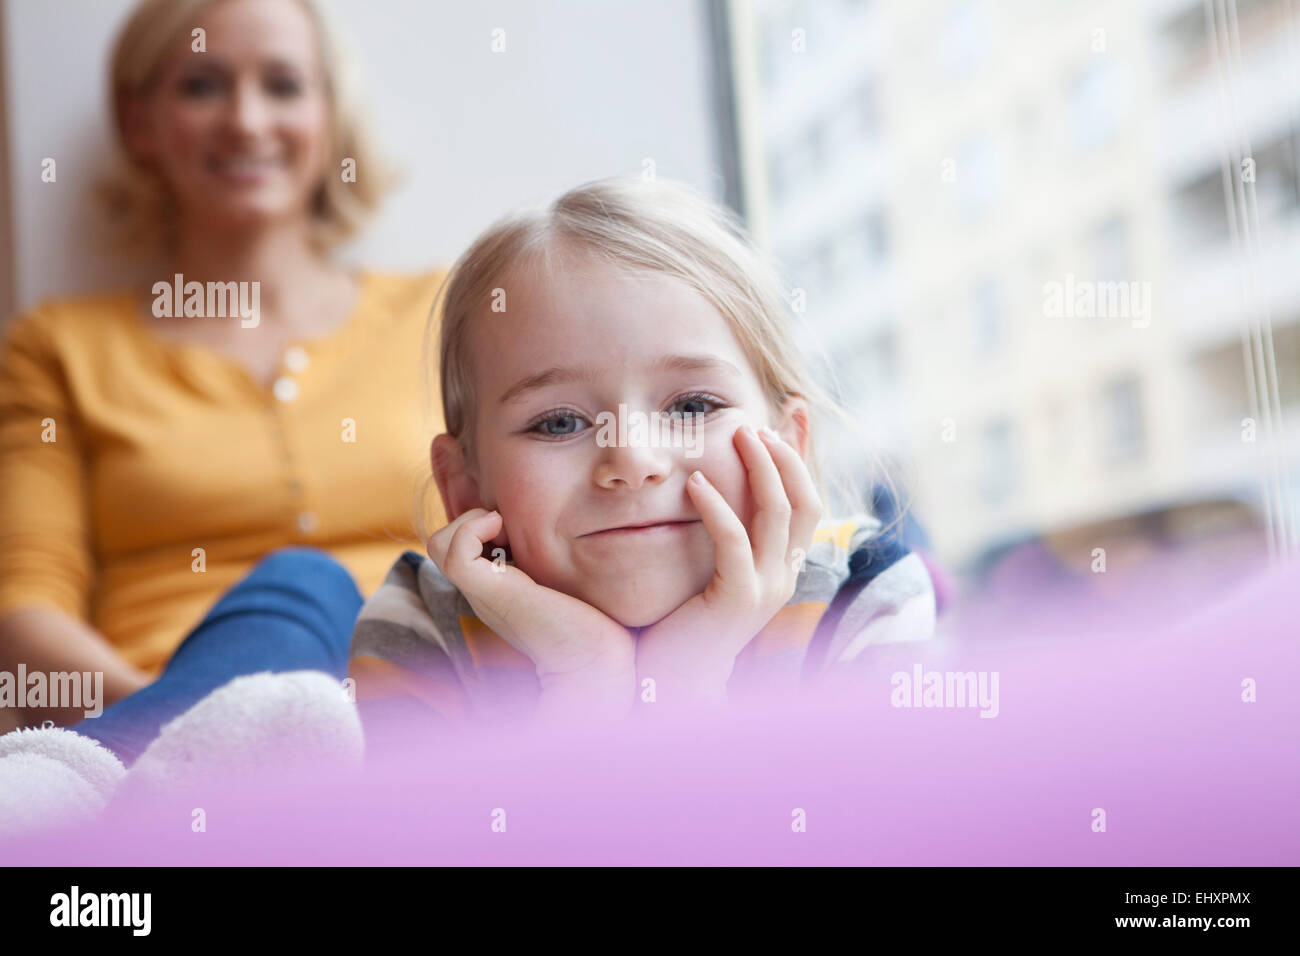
[580,519,701,539]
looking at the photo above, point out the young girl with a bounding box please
[348,176,937,733]
[0,177,936,834]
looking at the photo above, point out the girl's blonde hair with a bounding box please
[427,176,883,524]
[97,0,394,256]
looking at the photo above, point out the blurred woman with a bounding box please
[0,0,446,732]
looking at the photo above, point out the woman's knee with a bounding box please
[249,547,360,598]
[181,548,363,672]
[230,548,364,645]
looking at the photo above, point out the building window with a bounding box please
[1092,217,1129,283]
[956,132,1006,221]
[1098,375,1145,464]
[972,276,1006,354]
[941,0,993,78]
[1069,57,1121,151]
[979,420,1018,504]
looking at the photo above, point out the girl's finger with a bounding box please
[734,425,791,576]
[685,469,754,592]
[426,508,478,568]
[758,427,824,560]
[428,508,498,580]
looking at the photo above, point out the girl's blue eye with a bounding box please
[668,394,723,418]
[532,413,589,437]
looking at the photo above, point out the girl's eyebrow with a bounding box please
[497,354,742,406]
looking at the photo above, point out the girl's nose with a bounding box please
[592,442,675,491]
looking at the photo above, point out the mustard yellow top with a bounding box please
[0,270,449,676]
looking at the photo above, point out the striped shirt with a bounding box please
[347,514,936,732]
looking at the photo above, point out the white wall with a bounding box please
[0,0,724,313]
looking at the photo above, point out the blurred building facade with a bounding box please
[730,0,1299,576]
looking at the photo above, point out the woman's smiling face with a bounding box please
[126,0,333,235]
[459,247,784,628]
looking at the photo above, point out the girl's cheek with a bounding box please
[694,440,753,523]
[493,457,552,528]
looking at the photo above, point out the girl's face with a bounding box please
[451,248,807,628]
[126,0,333,237]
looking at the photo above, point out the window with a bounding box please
[972,276,1007,354]
[1069,57,1121,151]
[979,420,1018,504]
[1098,376,1145,464]
[1251,130,1300,224]
[726,0,1298,571]
[1170,169,1230,251]
[1092,217,1129,283]
[1044,397,1072,467]
[862,208,889,262]
[955,132,1006,221]
[941,0,993,78]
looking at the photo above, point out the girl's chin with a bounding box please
[525,563,713,628]
[589,585,704,630]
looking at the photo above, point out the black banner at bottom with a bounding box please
[0,865,1284,942]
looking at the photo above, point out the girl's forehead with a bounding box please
[468,264,760,405]
[495,261,729,338]
[475,269,744,369]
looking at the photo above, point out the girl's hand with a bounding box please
[427,509,637,722]
[634,425,823,707]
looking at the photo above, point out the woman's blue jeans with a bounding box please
[73,548,362,765]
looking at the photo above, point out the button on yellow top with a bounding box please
[272,376,299,402]
[284,346,309,373]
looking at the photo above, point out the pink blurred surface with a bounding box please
[6,559,1297,866]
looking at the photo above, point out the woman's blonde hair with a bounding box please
[427,176,885,525]
[97,0,394,256]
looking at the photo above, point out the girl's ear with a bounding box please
[431,434,485,521]
[773,396,812,460]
